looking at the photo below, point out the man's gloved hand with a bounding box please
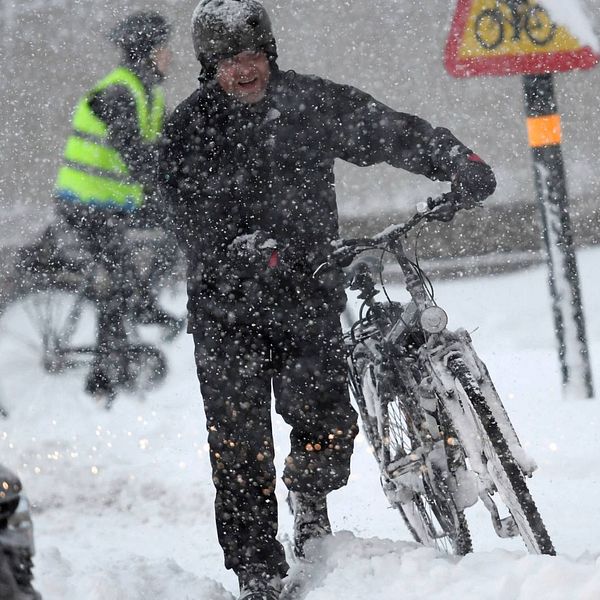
[226,231,279,270]
[428,128,496,209]
[451,153,497,209]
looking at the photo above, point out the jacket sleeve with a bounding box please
[157,99,203,252]
[313,77,483,184]
[89,85,160,189]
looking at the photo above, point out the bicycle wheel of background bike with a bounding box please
[449,357,556,555]
[349,353,472,555]
[0,288,96,381]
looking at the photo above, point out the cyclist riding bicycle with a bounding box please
[158,1,496,598]
[53,11,182,403]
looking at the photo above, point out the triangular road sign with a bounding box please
[445,0,599,77]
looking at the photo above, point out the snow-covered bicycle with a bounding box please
[320,192,555,555]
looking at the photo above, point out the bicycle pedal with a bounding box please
[494,515,519,539]
[481,493,519,538]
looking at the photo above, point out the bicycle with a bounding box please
[0,221,184,410]
[318,191,555,555]
[475,0,557,51]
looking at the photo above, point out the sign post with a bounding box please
[445,0,598,398]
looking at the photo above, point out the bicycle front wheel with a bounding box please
[349,346,472,555]
[449,357,555,555]
[0,288,96,379]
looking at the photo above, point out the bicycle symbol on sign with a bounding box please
[475,0,557,50]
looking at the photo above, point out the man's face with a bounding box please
[152,46,173,77]
[216,50,271,105]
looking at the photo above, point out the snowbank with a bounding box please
[3,248,600,598]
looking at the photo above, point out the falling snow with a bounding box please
[1,1,600,599]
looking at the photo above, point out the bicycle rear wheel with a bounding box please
[349,347,472,555]
[449,356,555,555]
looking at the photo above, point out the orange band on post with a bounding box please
[527,114,562,148]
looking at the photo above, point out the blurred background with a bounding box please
[1,0,599,266]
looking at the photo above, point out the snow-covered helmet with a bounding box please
[110,11,171,59]
[191,0,277,67]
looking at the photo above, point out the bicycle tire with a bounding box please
[349,344,472,555]
[475,9,505,50]
[449,357,555,555]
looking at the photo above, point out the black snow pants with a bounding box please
[192,311,358,581]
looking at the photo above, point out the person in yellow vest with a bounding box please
[54,11,177,404]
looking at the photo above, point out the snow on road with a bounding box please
[2,248,600,599]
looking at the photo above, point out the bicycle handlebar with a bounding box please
[341,191,463,247]
[313,191,476,277]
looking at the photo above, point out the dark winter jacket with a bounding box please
[159,68,485,330]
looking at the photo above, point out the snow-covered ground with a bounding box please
[2,246,600,599]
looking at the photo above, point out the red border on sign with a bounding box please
[445,0,599,77]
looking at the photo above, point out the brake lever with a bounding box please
[417,192,461,223]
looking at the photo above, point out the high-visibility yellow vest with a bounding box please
[55,67,165,211]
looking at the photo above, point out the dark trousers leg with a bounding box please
[272,315,359,494]
[83,222,132,394]
[193,325,289,581]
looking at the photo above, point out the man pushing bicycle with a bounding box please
[158,1,496,598]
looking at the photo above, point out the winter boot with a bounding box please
[0,468,41,599]
[238,574,282,600]
[85,369,117,410]
[287,492,332,559]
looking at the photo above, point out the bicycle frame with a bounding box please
[339,196,547,549]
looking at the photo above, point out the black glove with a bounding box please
[226,231,279,272]
[451,153,497,208]
[428,128,496,209]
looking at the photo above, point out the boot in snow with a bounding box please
[238,575,282,600]
[287,492,332,559]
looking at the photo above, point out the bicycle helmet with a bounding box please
[191,0,277,68]
[110,11,171,59]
